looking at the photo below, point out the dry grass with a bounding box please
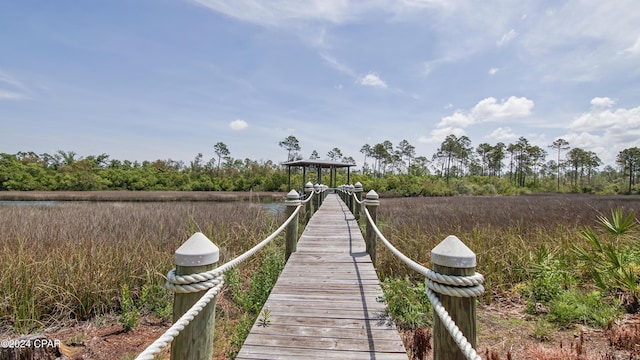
[375,194,640,295]
[0,200,283,334]
[0,190,284,202]
[3,192,640,359]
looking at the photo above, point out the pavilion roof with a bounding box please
[282,159,356,169]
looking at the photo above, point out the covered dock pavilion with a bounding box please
[282,159,357,191]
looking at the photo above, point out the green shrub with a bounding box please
[479,184,497,195]
[139,282,172,321]
[227,313,254,359]
[380,277,432,329]
[523,247,569,309]
[548,289,620,328]
[241,246,284,314]
[574,209,640,301]
[119,284,139,332]
[224,244,285,358]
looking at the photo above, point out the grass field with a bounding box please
[1,191,640,359]
[0,196,285,335]
[376,194,640,293]
[0,190,284,202]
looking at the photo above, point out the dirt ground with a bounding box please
[14,297,639,360]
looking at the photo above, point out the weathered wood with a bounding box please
[170,233,219,360]
[237,344,406,360]
[354,182,363,221]
[285,190,300,261]
[432,236,477,360]
[304,182,314,224]
[236,194,407,360]
[363,190,380,265]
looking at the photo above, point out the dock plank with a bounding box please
[236,194,407,360]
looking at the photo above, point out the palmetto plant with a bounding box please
[597,208,637,236]
[574,208,640,306]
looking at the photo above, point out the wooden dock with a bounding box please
[236,194,408,360]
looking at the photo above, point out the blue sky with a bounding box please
[1,1,639,168]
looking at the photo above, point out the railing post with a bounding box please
[354,182,363,221]
[304,182,314,224]
[285,190,301,261]
[363,190,379,265]
[347,184,355,215]
[314,184,321,209]
[431,236,477,360]
[171,233,219,360]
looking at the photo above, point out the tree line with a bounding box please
[1,134,639,194]
[279,134,639,195]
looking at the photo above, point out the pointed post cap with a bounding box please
[431,235,476,268]
[314,183,320,191]
[174,232,219,266]
[354,182,363,191]
[365,189,379,200]
[286,189,301,204]
[305,182,314,191]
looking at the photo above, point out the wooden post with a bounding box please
[363,190,379,265]
[354,182,363,221]
[285,190,301,261]
[171,232,219,360]
[431,235,477,360]
[304,181,314,224]
[314,183,321,209]
[347,184,355,215]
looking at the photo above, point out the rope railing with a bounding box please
[166,204,303,290]
[345,187,483,360]
[362,207,484,294]
[136,199,306,360]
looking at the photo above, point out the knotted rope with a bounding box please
[136,204,302,359]
[363,206,483,360]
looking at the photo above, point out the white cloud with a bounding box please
[440,111,474,128]
[190,0,448,27]
[359,73,387,88]
[422,56,455,77]
[320,53,357,78]
[521,1,640,81]
[570,104,640,132]
[422,96,534,146]
[487,127,517,141]
[0,71,26,100]
[0,90,23,100]
[418,126,466,144]
[621,36,640,56]
[470,96,534,121]
[565,101,640,165]
[488,68,499,75]
[496,29,517,47]
[590,97,616,108]
[229,119,248,130]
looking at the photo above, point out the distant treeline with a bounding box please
[1,147,639,195]
[0,151,288,192]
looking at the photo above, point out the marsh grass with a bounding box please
[0,201,282,334]
[376,194,640,296]
[4,192,640,357]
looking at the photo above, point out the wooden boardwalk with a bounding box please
[236,194,408,360]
